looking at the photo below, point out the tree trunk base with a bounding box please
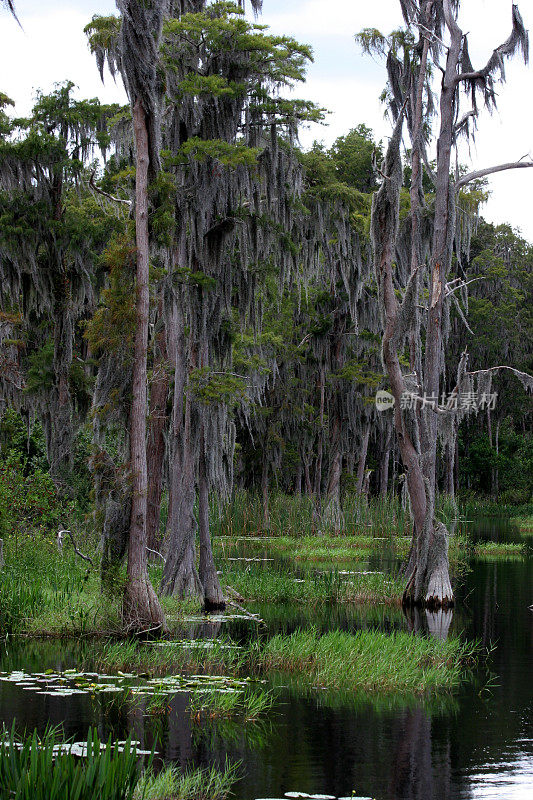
[201,568,226,611]
[160,554,203,602]
[402,519,454,610]
[402,593,454,611]
[160,533,203,602]
[123,574,168,636]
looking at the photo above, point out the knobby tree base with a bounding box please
[123,573,168,636]
[402,520,454,610]
[201,565,226,611]
[160,539,203,602]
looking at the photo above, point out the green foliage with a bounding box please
[330,124,383,192]
[0,454,63,537]
[135,760,239,800]
[25,341,54,394]
[190,367,247,405]
[256,627,478,693]
[162,1,322,128]
[0,726,140,800]
[166,137,259,169]
[84,234,136,358]
[0,409,47,471]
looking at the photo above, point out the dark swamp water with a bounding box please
[0,519,531,800]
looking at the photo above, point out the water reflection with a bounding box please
[0,518,531,799]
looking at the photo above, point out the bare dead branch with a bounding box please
[146,547,166,563]
[58,529,95,567]
[88,170,132,207]
[445,277,484,296]
[455,159,533,190]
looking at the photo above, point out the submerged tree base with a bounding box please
[402,594,455,611]
[122,575,168,636]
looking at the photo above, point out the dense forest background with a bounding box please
[0,1,531,622]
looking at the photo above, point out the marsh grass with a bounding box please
[90,628,476,696]
[135,760,239,800]
[0,725,141,800]
[211,491,413,538]
[222,564,404,605]
[92,639,244,677]
[473,541,528,560]
[187,686,273,722]
[255,627,478,693]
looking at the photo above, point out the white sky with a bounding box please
[1,0,533,240]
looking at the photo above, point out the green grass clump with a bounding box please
[0,726,140,800]
[255,627,477,693]
[222,563,404,605]
[135,761,239,800]
[473,541,527,560]
[187,686,273,722]
[510,515,533,535]
[92,638,243,677]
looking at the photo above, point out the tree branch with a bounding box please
[58,529,95,567]
[455,159,533,190]
[88,170,132,207]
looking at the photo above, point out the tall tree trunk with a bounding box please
[313,365,326,515]
[123,98,166,633]
[160,301,202,600]
[303,453,313,498]
[494,418,500,497]
[50,297,74,478]
[146,298,169,553]
[371,114,451,610]
[409,7,460,607]
[261,455,269,529]
[444,440,455,499]
[198,420,226,610]
[380,435,390,496]
[356,423,370,496]
[294,461,302,496]
[321,412,343,532]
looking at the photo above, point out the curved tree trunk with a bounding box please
[371,113,452,610]
[123,98,166,633]
[380,431,391,496]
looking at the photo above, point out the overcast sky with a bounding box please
[1,0,533,240]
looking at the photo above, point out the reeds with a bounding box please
[210,490,412,538]
[90,627,476,696]
[222,563,404,605]
[135,760,240,800]
[92,638,244,677]
[187,686,273,722]
[0,725,140,800]
[255,627,478,693]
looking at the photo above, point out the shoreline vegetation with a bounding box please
[0,490,521,796]
[86,628,477,695]
[0,493,529,640]
[0,725,239,800]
